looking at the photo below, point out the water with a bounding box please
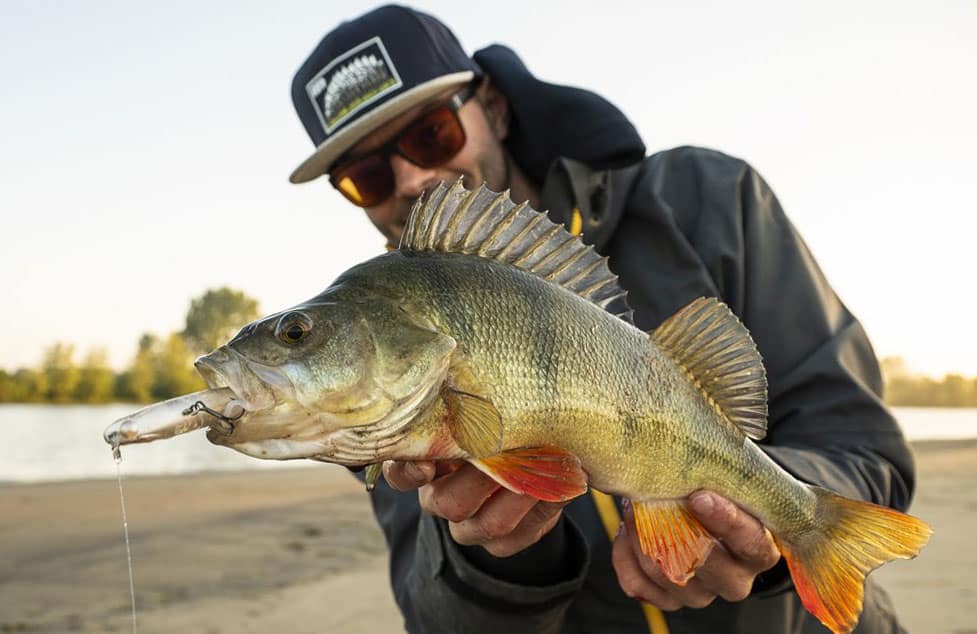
[0,403,305,483]
[0,403,974,483]
[885,407,977,440]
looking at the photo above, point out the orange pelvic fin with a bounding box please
[471,446,588,502]
[776,487,932,634]
[631,499,716,585]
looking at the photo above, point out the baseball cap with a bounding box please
[289,5,481,184]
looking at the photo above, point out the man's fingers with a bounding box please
[382,460,437,491]
[620,499,740,607]
[420,462,501,522]
[482,501,565,558]
[476,499,566,557]
[612,524,682,611]
[450,491,562,555]
[688,491,780,571]
[683,544,756,602]
[450,489,536,545]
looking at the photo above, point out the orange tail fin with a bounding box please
[775,487,932,634]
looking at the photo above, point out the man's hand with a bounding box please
[383,460,567,557]
[612,491,781,610]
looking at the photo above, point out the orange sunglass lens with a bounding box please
[332,154,394,207]
[398,106,467,167]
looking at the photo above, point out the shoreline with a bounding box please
[4,437,973,487]
[1,440,973,632]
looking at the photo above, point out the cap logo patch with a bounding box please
[306,37,403,135]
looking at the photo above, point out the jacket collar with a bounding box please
[539,157,641,252]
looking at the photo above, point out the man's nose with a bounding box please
[390,154,441,200]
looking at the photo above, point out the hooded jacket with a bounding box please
[363,46,914,634]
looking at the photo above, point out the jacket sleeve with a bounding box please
[619,147,916,595]
[694,149,913,504]
[365,481,590,634]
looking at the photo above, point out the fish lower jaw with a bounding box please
[221,436,393,465]
[212,390,449,465]
[223,436,332,461]
[212,416,406,463]
[325,428,466,466]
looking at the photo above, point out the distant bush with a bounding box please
[881,357,977,407]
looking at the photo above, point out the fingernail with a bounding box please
[621,498,633,521]
[405,461,424,482]
[691,492,714,516]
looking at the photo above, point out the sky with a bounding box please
[1,0,975,377]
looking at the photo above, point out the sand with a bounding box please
[2,440,974,633]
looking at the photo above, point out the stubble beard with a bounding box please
[381,142,511,247]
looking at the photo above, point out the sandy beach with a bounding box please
[2,440,974,633]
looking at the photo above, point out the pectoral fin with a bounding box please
[471,446,588,503]
[630,499,716,586]
[441,386,504,458]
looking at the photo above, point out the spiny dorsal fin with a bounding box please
[400,179,633,323]
[652,297,768,440]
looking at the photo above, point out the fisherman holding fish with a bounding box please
[284,7,922,634]
[105,5,926,634]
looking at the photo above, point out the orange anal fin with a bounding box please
[775,487,932,634]
[471,446,588,503]
[631,499,716,586]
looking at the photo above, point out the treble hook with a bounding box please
[181,400,245,435]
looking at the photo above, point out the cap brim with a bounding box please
[289,71,475,184]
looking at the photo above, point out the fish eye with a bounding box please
[275,312,313,345]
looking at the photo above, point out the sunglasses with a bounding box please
[329,84,476,208]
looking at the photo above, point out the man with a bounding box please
[288,6,914,633]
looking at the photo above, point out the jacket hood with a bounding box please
[472,45,645,188]
[472,45,646,251]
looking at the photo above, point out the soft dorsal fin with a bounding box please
[400,179,633,323]
[652,297,768,440]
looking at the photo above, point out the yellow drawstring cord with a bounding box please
[570,211,668,634]
[590,490,669,634]
[570,207,584,237]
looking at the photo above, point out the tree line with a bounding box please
[880,357,977,408]
[0,288,259,404]
[1,299,975,408]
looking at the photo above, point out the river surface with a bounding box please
[0,404,974,483]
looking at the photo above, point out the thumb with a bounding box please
[383,460,437,491]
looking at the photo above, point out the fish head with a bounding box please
[197,301,375,414]
[195,293,455,464]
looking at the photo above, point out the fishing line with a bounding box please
[114,452,138,634]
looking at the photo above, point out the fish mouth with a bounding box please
[102,347,285,450]
[194,346,321,451]
[194,347,282,412]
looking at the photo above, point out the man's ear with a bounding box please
[476,76,510,141]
